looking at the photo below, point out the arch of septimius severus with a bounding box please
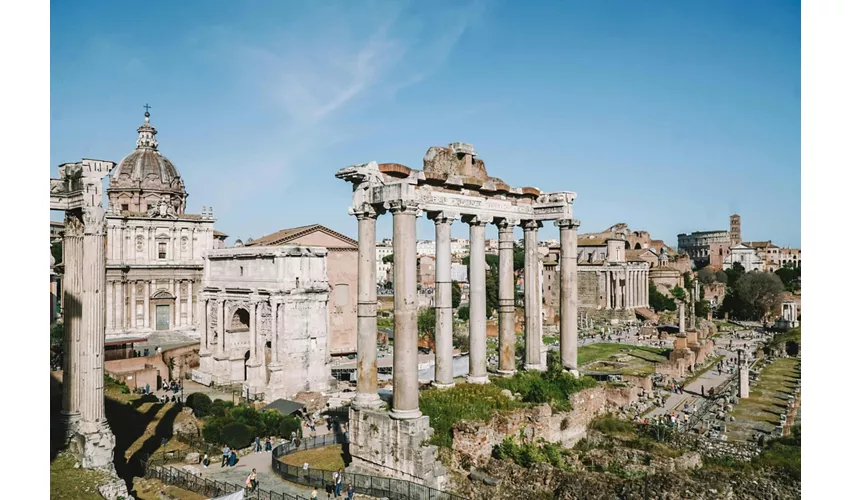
[337,142,579,487]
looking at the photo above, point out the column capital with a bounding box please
[496,217,521,230]
[463,214,493,226]
[386,199,421,216]
[521,219,543,231]
[428,211,460,225]
[555,218,581,230]
[351,203,381,220]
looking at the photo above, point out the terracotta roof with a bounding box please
[213,230,228,238]
[247,224,357,248]
[578,237,608,246]
[625,249,655,262]
[744,241,777,249]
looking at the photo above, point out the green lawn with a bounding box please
[727,358,800,442]
[280,444,346,470]
[50,453,112,500]
[577,343,670,376]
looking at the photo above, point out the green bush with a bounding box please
[220,422,253,449]
[492,369,596,412]
[493,436,570,470]
[420,384,523,448]
[457,305,470,321]
[590,415,635,435]
[202,417,224,444]
[278,415,302,438]
[186,393,213,417]
[209,399,235,417]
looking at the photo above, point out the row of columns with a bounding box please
[351,201,580,420]
[602,268,649,310]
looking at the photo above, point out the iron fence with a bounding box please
[270,434,463,500]
[145,462,309,500]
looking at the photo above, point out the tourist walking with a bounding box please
[202,454,210,468]
[255,436,262,453]
[333,468,344,497]
[346,484,355,500]
[246,468,258,492]
[265,436,272,452]
[701,385,705,397]
[221,445,230,467]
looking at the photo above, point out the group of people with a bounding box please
[254,436,274,453]
[220,444,238,467]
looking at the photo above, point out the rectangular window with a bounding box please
[121,204,129,211]
[158,242,166,259]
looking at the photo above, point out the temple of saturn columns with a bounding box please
[50,159,118,469]
[336,142,578,487]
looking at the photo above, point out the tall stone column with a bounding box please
[605,271,611,309]
[217,299,225,355]
[129,281,136,329]
[76,204,115,468]
[433,212,457,387]
[523,220,544,370]
[175,280,182,327]
[199,297,209,352]
[613,273,621,310]
[270,300,279,363]
[467,216,491,384]
[389,200,422,420]
[497,219,518,375]
[247,296,264,390]
[738,349,750,398]
[678,301,686,334]
[557,218,580,374]
[689,281,697,330]
[61,211,84,433]
[353,206,383,408]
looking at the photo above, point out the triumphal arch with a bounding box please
[337,142,580,487]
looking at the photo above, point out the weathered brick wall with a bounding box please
[578,270,599,308]
[451,386,642,465]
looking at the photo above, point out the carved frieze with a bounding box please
[136,235,144,252]
[181,236,188,251]
[64,212,84,237]
[82,206,106,235]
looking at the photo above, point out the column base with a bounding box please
[496,369,516,376]
[466,375,490,384]
[563,368,580,377]
[60,411,81,440]
[69,420,116,469]
[389,408,423,420]
[432,381,456,389]
[352,392,385,410]
[525,363,546,371]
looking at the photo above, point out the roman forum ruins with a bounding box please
[337,142,578,485]
[50,159,117,469]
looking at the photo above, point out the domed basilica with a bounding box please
[103,111,225,341]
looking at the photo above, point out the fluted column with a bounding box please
[105,281,113,331]
[389,200,422,420]
[175,280,182,327]
[270,300,279,363]
[129,281,136,328]
[467,216,491,384]
[61,211,84,432]
[497,218,518,375]
[605,271,611,309]
[217,298,225,355]
[523,220,544,370]
[557,219,580,374]
[614,273,621,310]
[199,297,209,352]
[78,204,113,458]
[353,205,382,408]
[678,301,686,334]
[249,299,258,360]
[433,212,457,388]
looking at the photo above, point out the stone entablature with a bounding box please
[195,246,331,401]
[338,143,581,487]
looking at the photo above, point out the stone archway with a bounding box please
[230,308,250,332]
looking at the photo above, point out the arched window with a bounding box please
[230,308,250,331]
[634,243,642,250]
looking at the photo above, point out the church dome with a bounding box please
[108,109,187,214]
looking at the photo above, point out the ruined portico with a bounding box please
[337,142,578,486]
[50,159,118,470]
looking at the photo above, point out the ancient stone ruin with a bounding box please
[337,142,579,487]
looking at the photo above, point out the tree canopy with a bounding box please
[383,254,393,264]
[451,280,462,309]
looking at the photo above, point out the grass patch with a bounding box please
[543,336,560,345]
[280,444,346,471]
[492,436,572,470]
[134,477,207,500]
[755,425,801,480]
[492,366,597,412]
[420,383,524,448]
[50,453,112,500]
[589,415,636,437]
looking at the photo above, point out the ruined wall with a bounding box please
[577,269,599,308]
[451,386,641,465]
[328,249,357,355]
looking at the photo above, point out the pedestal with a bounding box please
[69,421,116,469]
[347,407,448,490]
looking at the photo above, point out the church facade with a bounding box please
[103,111,217,340]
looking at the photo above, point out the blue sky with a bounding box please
[50,0,801,248]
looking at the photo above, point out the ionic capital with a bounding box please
[556,218,581,230]
[351,203,380,220]
[521,219,543,231]
[497,217,521,230]
[386,199,421,216]
[464,214,493,226]
[429,211,460,225]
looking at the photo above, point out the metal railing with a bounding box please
[271,434,463,500]
[145,462,309,500]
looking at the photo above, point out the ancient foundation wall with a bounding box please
[451,385,641,465]
[347,408,448,489]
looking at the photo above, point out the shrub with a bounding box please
[589,415,634,435]
[220,422,253,449]
[492,369,596,412]
[202,417,224,444]
[420,384,523,448]
[209,399,235,418]
[278,415,301,439]
[186,393,213,418]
